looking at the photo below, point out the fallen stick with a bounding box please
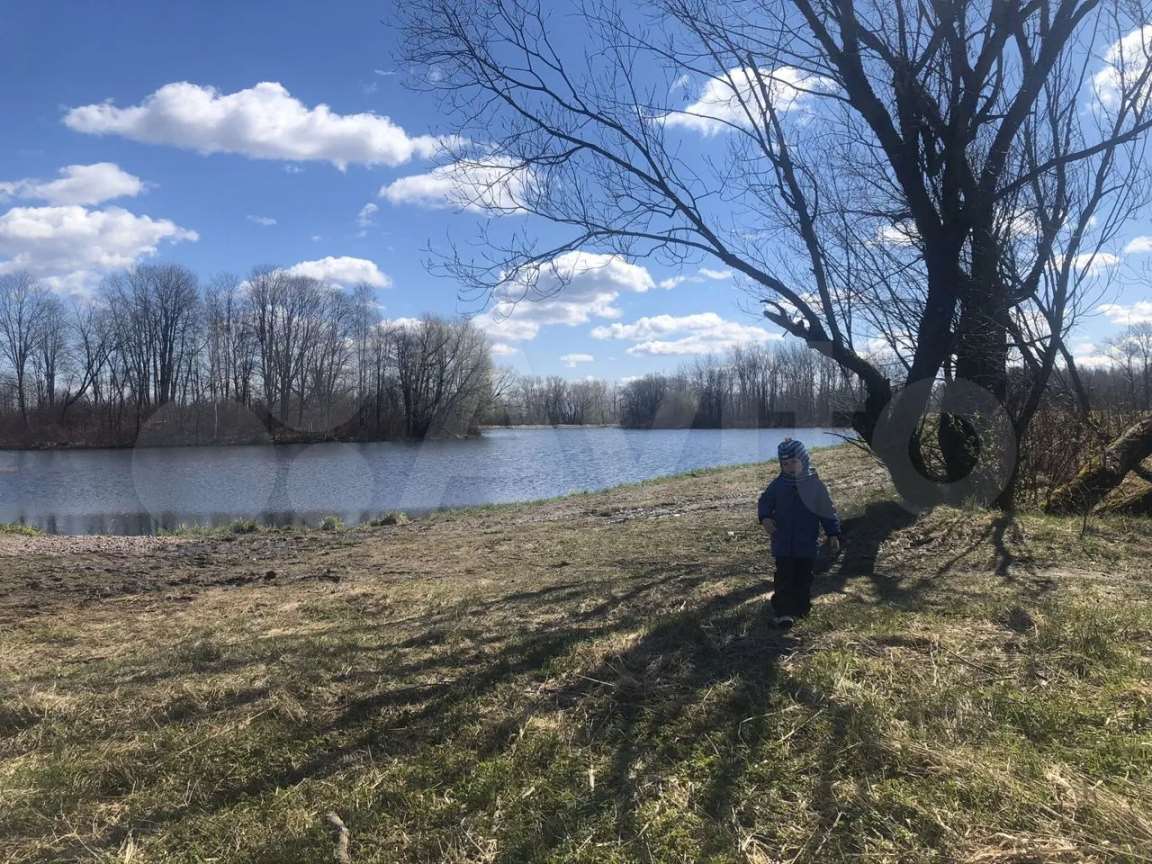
[326,812,351,863]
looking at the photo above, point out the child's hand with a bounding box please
[761,518,776,535]
[826,536,841,556]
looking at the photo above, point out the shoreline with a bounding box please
[0,423,852,454]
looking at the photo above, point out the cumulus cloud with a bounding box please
[476,315,542,343]
[658,267,733,290]
[561,353,594,367]
[663,66,834,135]
[0,163,143,206]
[489,342,519,356]
[380,156,534,213]
[284,256,390,288]
[0,205,197,289]
[1069,341,1120,370]
[591,312,781,355]
[1124,235,1152,254]
[473,251,656,342]
[65,82,446,169]
[1093,25,1152,111]
[246,215,277,226]
[1072,251,1121,275]
[1097,301,1152,324]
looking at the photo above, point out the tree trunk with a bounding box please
[1095,482,1152,516]
[1046,415,1152,514]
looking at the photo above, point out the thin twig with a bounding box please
[326,812,351,864]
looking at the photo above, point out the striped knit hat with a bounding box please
[778,437,814,482]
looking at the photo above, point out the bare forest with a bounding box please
[0,266,494,448]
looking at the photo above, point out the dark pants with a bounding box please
[771,556,815,618]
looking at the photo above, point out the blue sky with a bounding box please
[1,0,1150,379]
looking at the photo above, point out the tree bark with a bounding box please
[1095,482,1152,516]
[1046,415,1152,514]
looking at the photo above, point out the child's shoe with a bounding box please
[773,615,795,629]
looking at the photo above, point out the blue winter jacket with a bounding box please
[756,474,841,559]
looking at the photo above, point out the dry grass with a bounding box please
[1,445,1150,862]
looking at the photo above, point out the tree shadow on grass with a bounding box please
[815,499,919,606]
[34,502,940,862]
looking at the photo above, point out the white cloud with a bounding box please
[381,156,534,213]
[561,353,594,367]
[0,163,144,206]
[658,267,733,290]
[283,165,305,175]
[875,212,1036,249]
[65,82,446,169]
[489,342,519,356]
[473,252,655,342]
[381,316,422,330]
[863,333,918,357]
[502,251,656,300]
[1124,235,1152,254]
[356,202,379,229]
[663,66,833,135]
[284,256,390,288]
[875,221,920,247]
[1093,25,1152,111]
[246,214,277,227]
[1070,342,1120,369]
[0,205,197,289]
[1097,301,1152,324]
[1072,251,1121,275]
[698,267,731,280]
[591,312,782,355]
[476,315,542,342]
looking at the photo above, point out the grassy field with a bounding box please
[1,445,1150,863]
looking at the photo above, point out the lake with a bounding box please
[0,427,850,535]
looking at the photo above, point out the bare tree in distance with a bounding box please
[102,264,203,430]
[33,294,67,411]
[0,272,51,428]
[59,298,116,422]
[402,0,1152,508]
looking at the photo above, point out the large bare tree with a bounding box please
[403,0,1152,507]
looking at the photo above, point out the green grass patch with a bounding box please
[0,521,40,536]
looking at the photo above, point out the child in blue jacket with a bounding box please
[757,438,841,627]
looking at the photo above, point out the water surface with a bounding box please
[0,426,848,535]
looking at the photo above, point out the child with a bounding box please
[757,438,841,628]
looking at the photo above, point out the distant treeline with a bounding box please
[2,265,1148,449]
[0,266,493,448]
[485,343,864,429]
[486,330,1152,434]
